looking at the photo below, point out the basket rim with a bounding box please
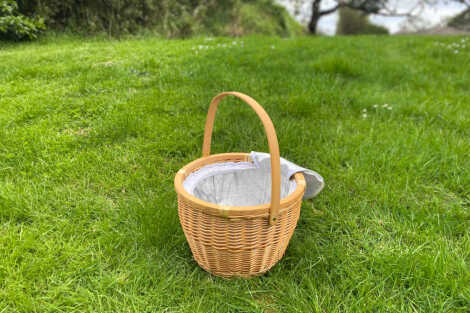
[174,152,306,218]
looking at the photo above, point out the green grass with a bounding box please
[0,34,469,312]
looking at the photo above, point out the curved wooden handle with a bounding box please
[202,91,281,225]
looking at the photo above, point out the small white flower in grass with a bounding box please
[362,108,367,113]
[373,104,378,108]
[362,113,367,119]
[232,41,237,45]
[382,103,388,108]
[387,106,392,110]
[454,50,459,54]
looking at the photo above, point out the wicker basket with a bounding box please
[174,91,306,278]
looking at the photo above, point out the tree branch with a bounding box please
[375,2,424,18]
[373,11,414,17]
[319,4,341,16]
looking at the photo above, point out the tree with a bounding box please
[292,0,422,34]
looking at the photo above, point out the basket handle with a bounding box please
[202,91,281,225]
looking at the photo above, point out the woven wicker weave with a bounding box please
[174,92,306,278]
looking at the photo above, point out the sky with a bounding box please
[276,0,469,34]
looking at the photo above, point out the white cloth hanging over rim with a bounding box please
[183,151,324,206]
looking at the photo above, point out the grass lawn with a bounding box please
[0,34,469,312]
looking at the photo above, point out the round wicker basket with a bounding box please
[174,92,306,278]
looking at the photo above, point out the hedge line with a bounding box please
[2,0,302,40]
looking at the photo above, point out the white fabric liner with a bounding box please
[183,152,325,207]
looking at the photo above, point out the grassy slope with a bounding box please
[0,35,469,312]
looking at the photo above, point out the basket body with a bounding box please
[175,153,305,278]
[174,91,306,278]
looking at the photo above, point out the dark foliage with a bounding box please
[448,8,470,31]
[12,0,298,37]
[337,7,388,35]
[0,0,44,40]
